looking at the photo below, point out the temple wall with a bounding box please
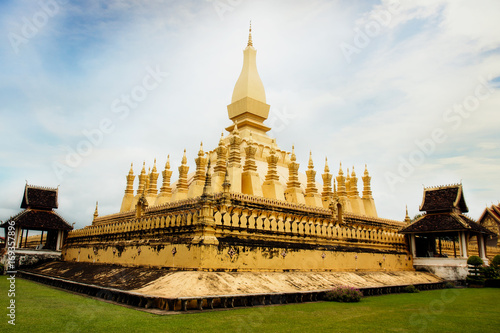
[63,193,410,272]
[63,243,412,272]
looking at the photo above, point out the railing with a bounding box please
[67,193,407,251]
[434,239,500,258]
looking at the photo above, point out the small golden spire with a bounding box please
[128,163,134,174]
[308,151,314,169]
[324,157,330,173]
[165,155,170,170]
[290,145,296,162]
[182,149,187,165]
[339,162,344,175]
[405,205,411,223]
[152,159,157,173]
[198,142,204,157]
[141,161,146,174]
[93,201,99,221]
[247,20,253,47]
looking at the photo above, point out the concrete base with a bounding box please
[25,261,442,298]
[413,257,468,281]
[1,249,62,272]
[18,268,446,312]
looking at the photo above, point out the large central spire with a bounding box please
[227,22,271,135]
[231,22,266,104]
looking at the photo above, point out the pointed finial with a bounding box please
[182,149,187,164]
[308,151,314,168]
[351,166,356,177]
[165,155,170,169]
[291,145,296,162]
[152,158,157,172]
[198,142,204,156]
[233,122,239,135]
[364,164,369,175]
[93,201,99,220]
[128,162,134,174]
[248,20,253,47]
[404,205,411,222]
[141,161,146,174]
[339,162,343,175]
[324,157,330,173]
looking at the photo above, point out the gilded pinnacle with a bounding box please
[248,20,253,47]
[308,151,314,169]
[198,142,204,156]
[165,155,170,170]
[182,149,187,164]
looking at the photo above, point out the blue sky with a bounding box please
[1,0,499,229]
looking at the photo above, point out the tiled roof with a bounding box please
[0,209,73,231]
[419,185,468,213]
[490,204,500,222]
[399,213,495,235]
[478,204,500,225]
[21,185,58,210]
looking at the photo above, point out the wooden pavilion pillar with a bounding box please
[14,226,22,248]
[410,234,417,258]
[56,230,63,251]
[477,234,487,261]
[458,231,468,258]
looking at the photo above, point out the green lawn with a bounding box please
[1,276,499,332]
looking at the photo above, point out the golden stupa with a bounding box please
[63,25,409,272]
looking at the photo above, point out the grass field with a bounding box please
[1,276,499,332]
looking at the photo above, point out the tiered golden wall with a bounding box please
[63,192,412,272]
